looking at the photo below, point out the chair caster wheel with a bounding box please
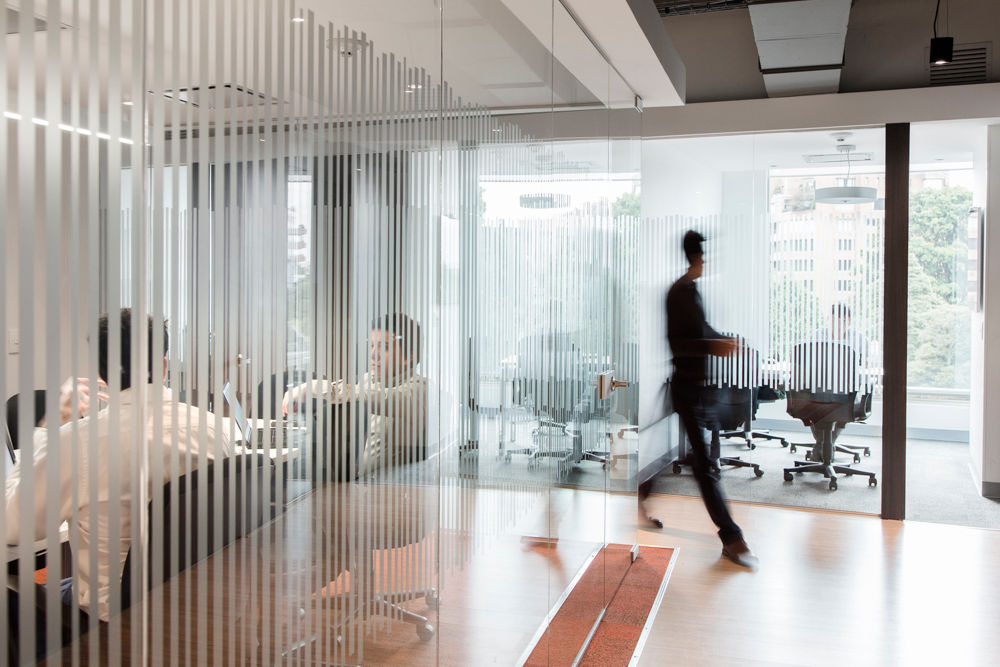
[748,443,756,450]
[417,623,435,641]
[783,471,793,482]
[504,454,512,463]
[869,477,878,487]
[829,479,838,491]
[781,440,789,448]
[853,454,861,463]
[672,463,682,474]
[754,468,764,478]
[426,592,441,610]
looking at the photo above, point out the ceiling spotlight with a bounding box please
[929,0,953,64]
[123,100,134,106]
[930,37,953,64]
[292,16,305,23]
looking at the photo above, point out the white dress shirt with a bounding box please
[4,385,233,621]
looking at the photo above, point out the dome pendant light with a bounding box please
[814,139,876,205]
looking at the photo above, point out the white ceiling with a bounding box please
[4,0,679,126]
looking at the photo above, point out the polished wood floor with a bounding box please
[635,494,1000,667]
[50,485,1000,665]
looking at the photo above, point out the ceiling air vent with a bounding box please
[928,42,991,86]
[654,0,749,16]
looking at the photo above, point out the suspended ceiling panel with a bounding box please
[749,0,851,97]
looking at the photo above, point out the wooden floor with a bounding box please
[635,494,1000,667]
[48,485,1000,665]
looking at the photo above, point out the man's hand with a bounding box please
[281,383,306,417]
[709,337,738,357]
[55,377,110,425]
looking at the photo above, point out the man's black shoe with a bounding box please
[722,539,759,570]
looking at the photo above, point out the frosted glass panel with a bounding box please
[2,1,638,663]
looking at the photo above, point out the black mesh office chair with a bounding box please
[671,338,777,478]
[5,389,47,450]
[709,341,789,451]
[783,342,877,491]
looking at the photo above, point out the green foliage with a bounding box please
[907,185,973,388]
[909,186,972,303]
[612,192,640,220]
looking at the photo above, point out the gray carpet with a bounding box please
[647,428,1000,531]
[375,417,1000,532]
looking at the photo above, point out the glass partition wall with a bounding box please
[642,128,886,515]
[1,1,639,664]
[906,120,998,530]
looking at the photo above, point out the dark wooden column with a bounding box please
[882,123,909,520]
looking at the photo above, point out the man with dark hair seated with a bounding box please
[5,308,233,659]
[283,313,427,477]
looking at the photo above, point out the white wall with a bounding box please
[2,124,87,407]
[981,124,1000,495]
[969,125,988,490]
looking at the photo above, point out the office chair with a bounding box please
[711,341,789,451]
[671,338,775,478]
[506,332,594,478]
[121,453,274,609]
[281,483,439,660]
[669,386,764,478]
[5,389,47,449]
[783,342,877,491]
[788,434,871,463]
[254,370,309,420]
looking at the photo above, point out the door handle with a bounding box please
[594,371,628,401]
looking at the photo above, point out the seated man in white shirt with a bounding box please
[5,308,234,654]
[282,313,427,479]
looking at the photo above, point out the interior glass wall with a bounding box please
[642,128,886,514]
[906,120,998,530]
[1,1,639,664]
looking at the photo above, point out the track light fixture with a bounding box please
[930,0,953,65]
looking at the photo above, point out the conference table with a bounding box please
[56,480,439,665]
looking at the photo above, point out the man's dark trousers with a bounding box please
[671,378,743,546]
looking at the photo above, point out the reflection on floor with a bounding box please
[325,487,637,666]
